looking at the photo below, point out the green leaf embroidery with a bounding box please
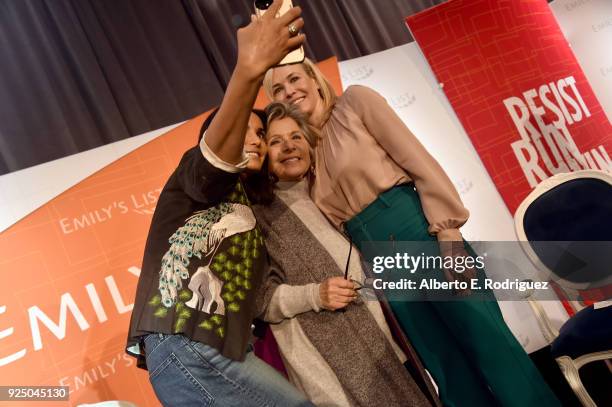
[234,263,245,275]
[240,248,251,260]
[199,320,214,330]
[210,315,223,325]
[154,307,168,318]
[148,295,161,306]
[174,318,187,332]
[233,275,245,287]
[220,271,233,281]
[179,290,192,301]
[215,327,226,338]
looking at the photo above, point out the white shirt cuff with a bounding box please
[310,283,323,312]
[200,131,249,173]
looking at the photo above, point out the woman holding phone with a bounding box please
[262,59,560,407]
[127,2,314,405]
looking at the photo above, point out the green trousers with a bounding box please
[345,185,560,407]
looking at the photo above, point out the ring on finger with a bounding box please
[288,23,298,37]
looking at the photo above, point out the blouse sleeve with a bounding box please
[344,85,469,241]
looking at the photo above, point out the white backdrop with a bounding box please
[550,0,612,124]
[0,122,182,232]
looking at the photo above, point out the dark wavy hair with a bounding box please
[198,107,274,205]
[198,107,267,143]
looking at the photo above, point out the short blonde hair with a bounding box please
[265,102,319,160]
[263,58,337,122]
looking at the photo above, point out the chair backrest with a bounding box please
[523,178,611,241]
[514,170,612,291]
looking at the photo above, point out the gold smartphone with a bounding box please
[254,0,305,65]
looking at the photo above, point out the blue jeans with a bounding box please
[144,333,313,407]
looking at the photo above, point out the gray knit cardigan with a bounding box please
[253,197,440,407]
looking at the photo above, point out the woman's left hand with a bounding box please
[319,277,358,311]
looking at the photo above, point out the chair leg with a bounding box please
[527,298,559,343]
[555,356,597,407]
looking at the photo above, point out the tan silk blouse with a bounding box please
[311,85,469,241]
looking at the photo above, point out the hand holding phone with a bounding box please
[254,0,305,66]
[235,0,304,79]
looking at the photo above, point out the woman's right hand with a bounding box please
[235,0,305,81]
[319,277,357,311]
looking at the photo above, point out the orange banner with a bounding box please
[0,58,341,406]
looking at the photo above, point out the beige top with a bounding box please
[265,179,407,407]
[312,85,469,241]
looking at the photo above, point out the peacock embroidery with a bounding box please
[159,202,256,312]
[148,183,264,338]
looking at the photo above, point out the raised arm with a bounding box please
[344,85,469,242]
[204,0,305,165]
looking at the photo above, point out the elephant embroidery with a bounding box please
[186,265,225,315]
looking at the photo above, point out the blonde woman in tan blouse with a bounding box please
[262,59,560,407]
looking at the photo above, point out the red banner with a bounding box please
[406,0,611,213]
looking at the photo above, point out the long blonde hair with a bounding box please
[263,58,337,124]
